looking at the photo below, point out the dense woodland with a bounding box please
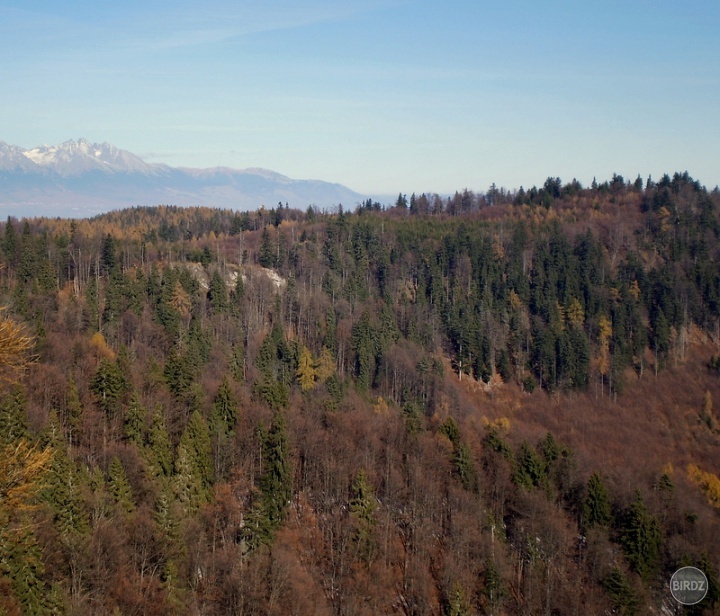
[1,172,720,614]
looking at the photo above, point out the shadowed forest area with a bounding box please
[1,172,720,614]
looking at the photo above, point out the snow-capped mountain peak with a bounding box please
[22,138,156,176]
[0,138,365,217]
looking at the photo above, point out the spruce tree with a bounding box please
[349,469,378,562]
[180,410,213,493]
[582,471,612,530]
[146,406,173,478]
[618,491,662,578]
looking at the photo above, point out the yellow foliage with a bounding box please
[598,315,612,342]
[687,464,720,508]
[509,290,523,311]
[170,281,192,318]
[314,346,336,383]
[482,416,511,433]
[0,309,36,383]
[373,397,390,416]
[296,346,317,392]
[566,298,585,328]
[90,331,115,359]
[0,441,53,521]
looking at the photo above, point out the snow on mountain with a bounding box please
[0,141,42,172]
[22,138,160,176]
[0,138,365,217]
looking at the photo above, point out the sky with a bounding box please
[1,0,719,196]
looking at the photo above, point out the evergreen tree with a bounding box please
[602,567,639,616]
[513,441,547,489]
[146,406,173,477]
[108,455,135,514]
[124,392,146,445]
[259,226,275,268]
[618,491,662,578]
[245,412,292,548]
[259,412,292,526]
[207,269,228,314]
[172,443,205,514]
[90,357,125,414]
[0,389,28,445]
[180,410,213,493]
[209,377,238,436]
[0,440,53,614]
[3,216,17,263]
[582,471,612,530]
[349,469,378,562]
[447,581,472,616]
[65,376,83,446]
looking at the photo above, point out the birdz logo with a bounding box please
[670,567,708,606]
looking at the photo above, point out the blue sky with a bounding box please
[1,0,718,196]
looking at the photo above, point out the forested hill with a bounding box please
[1,172,720,614]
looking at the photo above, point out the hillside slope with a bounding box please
[0,174,719,614]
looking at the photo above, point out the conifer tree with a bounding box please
[90,357,125,414]
[349,469,378,562]
[447,581,472,616]
[124,392,146,445]
[65,376,83,446]
[108,455,135,514]
[245,412,292,548]
[146,406,173,478]
[0,389,28,445]
[210,377,238,436]
[180,410,213,492]
[618,491,662,578]
[172,443,205,514]
[207,270,228,314]
[296,345,317,392]
[0,439,53,614]
[583,471,612,530]
[314,346,335,383]
[603,567,639,616]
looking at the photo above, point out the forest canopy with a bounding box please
[1,172,720,614]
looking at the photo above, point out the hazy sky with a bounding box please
[1,0,718,196]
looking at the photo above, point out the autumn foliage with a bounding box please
[0,174,719,613]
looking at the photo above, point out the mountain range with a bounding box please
[0,138,366,218]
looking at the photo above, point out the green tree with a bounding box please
[172,443,205,514]
[0,390,28,445]
[258,226,275,268]
[603,567,639,616]
[65,376,83,446]
[349,469,378,562]
[108,455,135,514]
[446,581,472,616]
[207,269,228,314]
[90,358,125,414]
[146,406,173,478]
[3,217,17,263]
[124,392,146,445]
[245,412,292,548]
[618,491,662,578]
[0,440,53,615]
[514,441,546,490]
[209,377,238,436]
[583,471,612,530]
[180,410,213,493]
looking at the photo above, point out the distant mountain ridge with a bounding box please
[0,138,365,218]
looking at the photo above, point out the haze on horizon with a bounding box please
[1,0,718,195]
